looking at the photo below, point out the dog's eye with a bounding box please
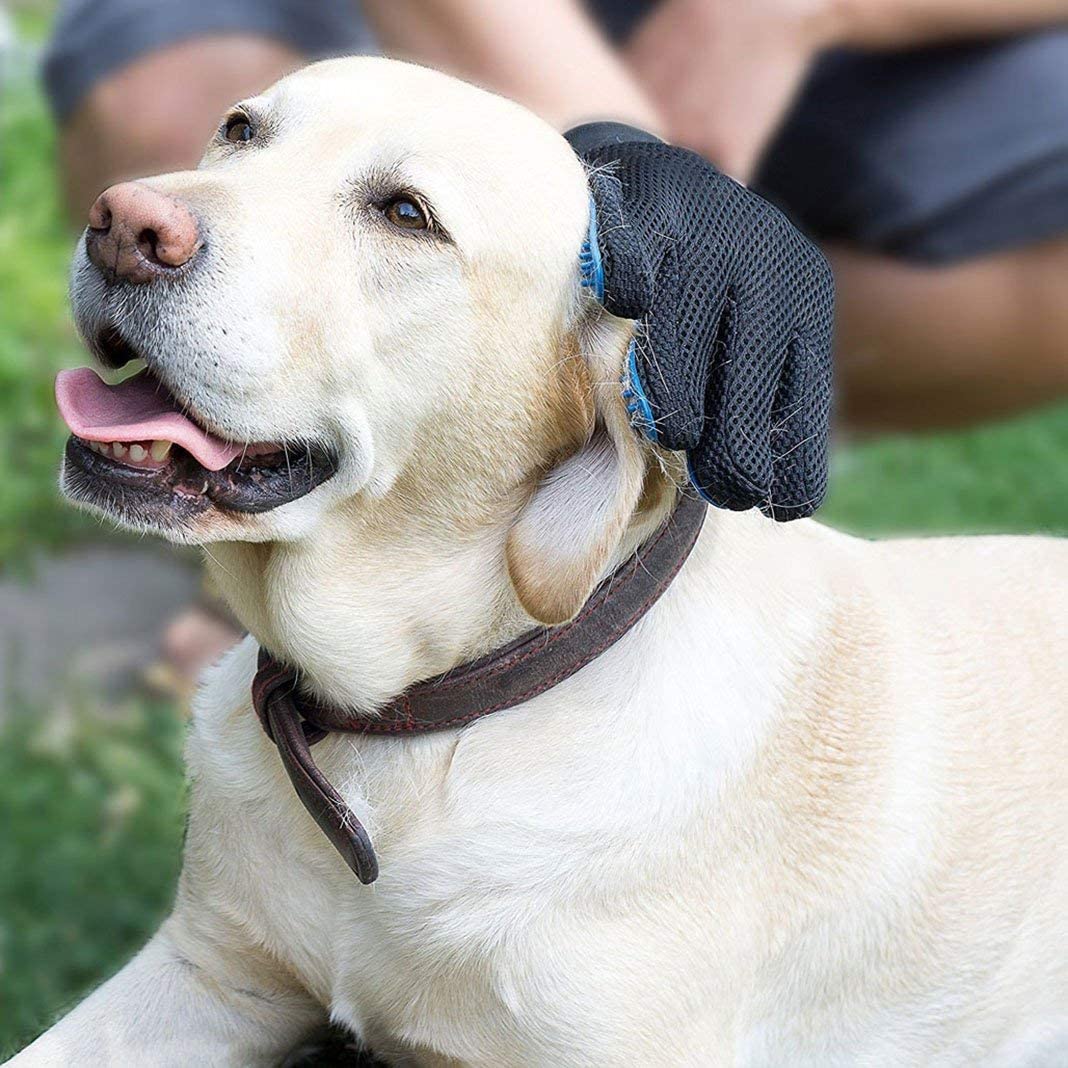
[224,114,255,144]
[384,196,429,231]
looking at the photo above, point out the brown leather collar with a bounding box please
[252,493,705,883]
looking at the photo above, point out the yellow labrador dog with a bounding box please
[12,57,1068,1067]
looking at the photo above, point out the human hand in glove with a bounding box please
[566,121,834,520]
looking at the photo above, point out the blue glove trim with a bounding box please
[580,195,660,448]
[621,340,659,444]
[578,196,605,303]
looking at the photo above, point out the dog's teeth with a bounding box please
[84,437,172,464]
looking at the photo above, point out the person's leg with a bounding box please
[756,33,1068,432]
[60,36,305,219]
[830,237,1068,430]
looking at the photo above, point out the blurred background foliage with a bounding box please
[1,0,1067,1057]
[2,7,185,1055]
[0,697,185,1052]
[0,27,94,569]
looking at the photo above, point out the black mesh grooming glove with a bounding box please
[566,122,835,520]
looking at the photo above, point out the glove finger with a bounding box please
[689,304,792,512]
[626,246,728,452]
[760,335,832,521]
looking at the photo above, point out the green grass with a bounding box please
[0,54,95,572]
[824,403,1068,538]
[1,33,1067,1059]
[0,699,186,1058]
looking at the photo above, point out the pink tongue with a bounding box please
[55,367,244,471]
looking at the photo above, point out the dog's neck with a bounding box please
[205,481,676,712]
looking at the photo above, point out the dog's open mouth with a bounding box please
[56,365,338,519]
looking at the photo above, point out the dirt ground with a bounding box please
[0,545,200,709]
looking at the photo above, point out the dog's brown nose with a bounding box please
[85,183,201,284]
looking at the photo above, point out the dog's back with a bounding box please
[735,529,1068,1064]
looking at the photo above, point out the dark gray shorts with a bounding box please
[44,0,1068,263]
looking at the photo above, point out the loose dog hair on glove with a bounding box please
[566,122,835,520]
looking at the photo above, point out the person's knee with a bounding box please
[61,35,304,220]
[832,237,1068,429]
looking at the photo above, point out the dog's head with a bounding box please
[58,57,669,628]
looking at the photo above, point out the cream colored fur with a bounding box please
[10,58,1067,1067]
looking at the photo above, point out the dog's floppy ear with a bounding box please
[506,318,652,626]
